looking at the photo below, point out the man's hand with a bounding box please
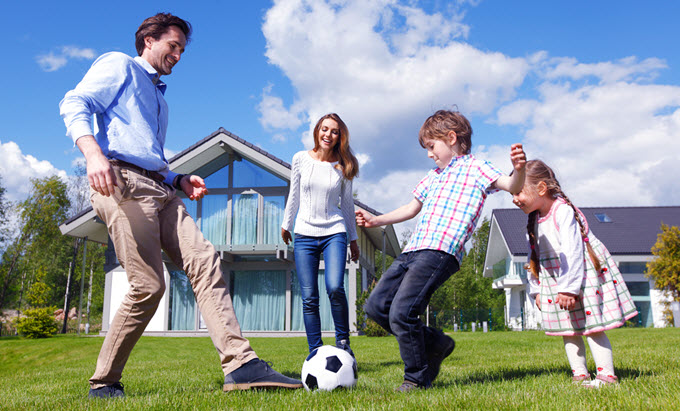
[281,229,292,245]
[77,135,117,197]
[181,175,209,200]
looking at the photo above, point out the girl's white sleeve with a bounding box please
[341,178,358,242]
[555,205,585,295]
[281,153,301,232]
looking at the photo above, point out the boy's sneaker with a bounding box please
[223,358,303,391]
[336,339,355,357]
[88,382,125,399]
[396,380,423,392]
[585,374,618,389]
[426,329,455,384]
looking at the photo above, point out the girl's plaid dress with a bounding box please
[529,199,638,336]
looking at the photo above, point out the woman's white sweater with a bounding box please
[281,151,358,241]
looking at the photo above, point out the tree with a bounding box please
[646,224,680,302]
[67,163,90,218]
[0,176,72,308]
[0,175,7,249]
[430,219,504,320]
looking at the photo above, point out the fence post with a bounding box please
[488,309,492,331]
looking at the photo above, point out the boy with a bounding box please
[355,109,526,391]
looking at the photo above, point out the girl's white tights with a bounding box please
[562,332,615,377]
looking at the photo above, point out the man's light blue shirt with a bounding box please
[60,52,178,185]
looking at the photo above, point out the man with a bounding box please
[60,13,302,398]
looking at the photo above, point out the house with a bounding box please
[60,128,401,337]
[483,206,680,330]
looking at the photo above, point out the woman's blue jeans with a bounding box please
[294,232,350,352]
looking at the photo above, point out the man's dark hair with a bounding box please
[135,13,192,56]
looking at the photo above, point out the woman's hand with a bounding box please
[281,228,292,245]
[349,240,360,262]
[535,294,541,311]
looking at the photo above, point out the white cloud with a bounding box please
[258,84,304,130]
[260,0,528,179]
[543,56,667,84]
[271,133,288,143]
[354,168,427,240]
[355,153,370,168]
[0,140,68,202]
[497,57,680,207]
[260,0,680,232]
[36,46,96,72]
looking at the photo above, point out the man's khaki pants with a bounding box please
[89,166,257,388]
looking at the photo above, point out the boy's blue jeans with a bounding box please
[294,233,350,352]
[365,249,459,386]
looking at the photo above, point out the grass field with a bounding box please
[1,328,679,410]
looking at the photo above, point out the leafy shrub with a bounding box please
[16,307,59,338]
[355,282,389,337]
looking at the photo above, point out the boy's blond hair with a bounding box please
[418,109,472,154]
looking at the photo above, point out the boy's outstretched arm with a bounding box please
[356,198,422,228]
[492,143,526,194]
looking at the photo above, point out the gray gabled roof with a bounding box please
[492,206,680,256]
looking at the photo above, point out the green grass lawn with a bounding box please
[1,328,679,410]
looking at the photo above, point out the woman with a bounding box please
[281,113,360,354]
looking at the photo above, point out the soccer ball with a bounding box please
[301,345,357,391]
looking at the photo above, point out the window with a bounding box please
[232,193,258,244]
[182,198,197,220]
[618,262,647,274]
[492,259,507,279]
[231,270,286,331]
[203,165,230,188]
[263,196,286,244]
[594,213,612,223]
[202,194,228,245]
[179,156,289,246]
[291,270,349,332]
[168,270,196,330]
[233,158,287,187]
[626,281,650,297]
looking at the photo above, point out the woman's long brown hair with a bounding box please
[313,113,359,181]
[526,160,601,278]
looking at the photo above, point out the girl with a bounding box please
[281,113,360,354]
[513,160,638,387]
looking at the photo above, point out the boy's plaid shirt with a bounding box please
[402,154,503,263]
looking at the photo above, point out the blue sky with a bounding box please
[1,0,679,232]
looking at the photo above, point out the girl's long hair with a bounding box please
[313,113,359,181]
[526,160,601,278]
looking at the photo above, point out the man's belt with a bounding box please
[109,159,165,184]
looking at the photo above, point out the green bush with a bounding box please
[355,282,389,337]
[16,307,59,338]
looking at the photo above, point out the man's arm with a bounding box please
[76,135,117,197]
[355,198,422,228]
[492,143,526,194]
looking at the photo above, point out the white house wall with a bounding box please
[103,268,169,332]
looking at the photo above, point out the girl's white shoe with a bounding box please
[586,374,618,388]
[572,374,590,385]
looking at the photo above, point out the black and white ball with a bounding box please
[301,345,357,391]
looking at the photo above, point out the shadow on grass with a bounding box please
[433,365,652,388]
[357,360,404,374]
